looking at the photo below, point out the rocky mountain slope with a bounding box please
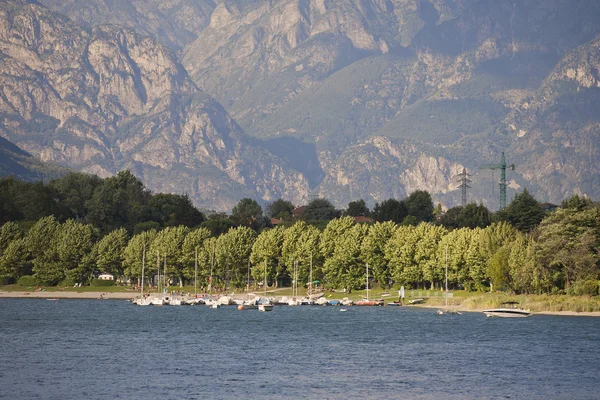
[26,0,600,208]
[0,0,310,211]
[0,136,68,182]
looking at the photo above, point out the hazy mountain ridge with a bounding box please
[23,0,600,208]
[0,0,310,211]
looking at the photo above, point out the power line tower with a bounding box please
[455,168,472,206]
[480,152,515,210]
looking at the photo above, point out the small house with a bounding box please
[98,273,114,281]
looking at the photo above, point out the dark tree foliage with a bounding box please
[148,193,205,228]
[345,199,370,217]
[105,170,151,205]
[303,198,339,221]
[0,177,25,224]
[405,190,434,223]
[266,198,294,219]
[133,221,161,235]
[85,183,131,234]
[0,171,205,235]
[48,172,103,219]
[496,188,546,232]
[439,203,492,229]
[561,194,593,211]
[0,177,67,223]
[201,217,236,237]
[372,198,407,224]
[231,198,263,226]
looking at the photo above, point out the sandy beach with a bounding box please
[1,290,600,316]
[0,290,135,300]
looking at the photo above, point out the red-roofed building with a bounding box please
[353,216,373,224]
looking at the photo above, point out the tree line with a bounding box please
[0,170,598,295]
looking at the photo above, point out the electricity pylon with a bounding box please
[480,152,515,210]
[455,168,472,206]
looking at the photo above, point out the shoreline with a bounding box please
[2,290,600,317]
[410,303,600,317]
[0,290,134,300]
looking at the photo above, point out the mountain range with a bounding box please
[1,0,599,211]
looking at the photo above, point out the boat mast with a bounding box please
[264,259,267,298]
[366,263,369,301]
[156,250,160,294]
[445,245,449,308]
[194,247,198,296]
[309,254,313,298]
[164,255,167,293]
[141,245,145,296]
[294,260,298,298]
[210,241,215,296]
[247,259,251,293]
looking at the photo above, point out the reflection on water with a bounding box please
[1,299,599,400]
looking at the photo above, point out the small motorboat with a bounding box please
[483,302,531,318]
[258,303,273,312]
[355,299,384,306]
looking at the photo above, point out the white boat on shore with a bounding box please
[483,302,531,318]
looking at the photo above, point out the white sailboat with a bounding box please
[288,260,301,306]
[437,246,461,315]
[134,245,152,306]
[259,259,273,311]
[355,263,383,306]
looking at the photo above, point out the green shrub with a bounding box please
[17,275,37,287]
[90,279,115,287]
[0,276,15,285]
[569,280,599,296]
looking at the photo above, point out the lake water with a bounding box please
[0,299,599,399]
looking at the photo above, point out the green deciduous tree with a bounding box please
[497,188,546,232]
[49,172,103,219]
[361,221,397,288]
[0,238,29,283]
[266,199,294,219]
[122,229,157,281]
[231,198,263,226]
[533,207,600,293]
[303,198,339,221]
[148,193,205,228]
[251,226,284,287]
[439,203,492,229]
[323,223,369,290]
[345,199,370,217]
[405,190,434,223]
[371,198,407,224]
[281,221,321,286]
[215,227,257,289]
[181,227,213,286]
[149,226,191,287]
[386,226,420,287]
[320,216,356,261]
[96,228,129,277]
[33,220,98,285]
[0,221,22,256]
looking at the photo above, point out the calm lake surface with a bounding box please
[1,299,599,399]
